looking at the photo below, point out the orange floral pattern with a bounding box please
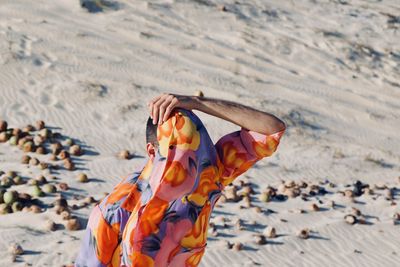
[75,109,284,267]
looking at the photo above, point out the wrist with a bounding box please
[190,95,204,111]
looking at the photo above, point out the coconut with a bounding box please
[259,191,271,202]
[21,155,31,164]
[351,207,362,216]
[253,206,262,213]
[35,146,46,155]
[28,179,39,186]
[36,175,48,184]
[194,90,204,97]
[0,203,11,214]
[3,191,18,205]
[327,200,335,208]
[64,159,75,171]
[254,234,267,245]
[66,218,81,231]
[310,203,320,211]
[29,157,39,166]
[45,220,57,231]
[59,150,70,160]
[42,184,56,193]
[70,144,82,156]
[12,128,22,136]
[118,150,130,160]
[64,138,74,146]
[83,196,96,205]
[344,214,357,225]
[23,124,34,132]
[35,120,45,130]
[77,173,88,183]
[11,202,23,212]
[61,210,71,220]
[8,243,23,256]
[39,162,49,170]
[17,137,27,147]
[6,171,16,178]
[31,185,45,197]
[0,120,7,132]
[0,132,9,142]
[51,142,62,155]
[8,136,18,146]
[263,226,276,238]
[233,242,243,251]
[31,205,42,213]
[33,135,45,146]
[297,228,310,239]
[54,197,68,209]
[23,141,35,152]
[58,182,69,191]
[1,177,13,187]
[12,176,23,185]
[224,186,240,202]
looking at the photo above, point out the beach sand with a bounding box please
[0,0,399,266]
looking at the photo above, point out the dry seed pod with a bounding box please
[33,135,45,146]
[285,180,295,188]
[118,150,131,160]
[23,124,34,132]
[253,206,262,213]
[194,90,204,97]
[374,183,386,190]
[8,243,23,256]
[21,155,31,164]
[66,218,81,231]
[61,210,71,220]
[351,207,362,216]
[233,242,243,251]
[64,159,75,171]
[18,137,27,147]
[45,220,57,231]
[31,205,42,213]
[51,142,62,155]
[70,144,82,156]
[54,197,68,209]
[259,191,271,202]
[242,185,254,195]
[357,216,367,224]
[59,150,70,160]
[263,226,276,238]
[327,200,335,208]
[362,187,374,195]
[310,203,320,211]
[58,182,69,191]
[344,189,354,198]
[0,132,9,142]
[12,128,21,137]
[39,162,49,170]
[344,214,357,225]
[39,128,51,139]
[35,146,46,155]
[9,136,18,146]
[36,120,45,130]
[224,186,240,202]
[29,158,39,166]
[77,173,88,183]
[234,218,244,231]
[285,188,300,198]
[83,196,96,204]
[11,202,23,212]
[0,120,7,132]
[254,234,267,245]
[297,228,310,239]
[36,175,48,184]
[23,141,34,152]
[49,154,58,161]
[0,203,11,214]
[42,184,56,193]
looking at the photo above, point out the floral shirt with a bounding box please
[75,108,284,267]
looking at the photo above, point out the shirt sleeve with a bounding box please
[215,128,285,186]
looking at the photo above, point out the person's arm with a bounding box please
[147,93,286,135]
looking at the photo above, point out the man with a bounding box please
[75,93,286,267]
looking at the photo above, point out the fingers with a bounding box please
[163,98,178,122]
[148,93,180,125]
[147,94,162,119]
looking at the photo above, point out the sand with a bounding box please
[0,0,399,266]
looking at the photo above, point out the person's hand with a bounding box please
[147,93,197,125]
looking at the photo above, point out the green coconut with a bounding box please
[42,184,56,193]
[31,185,45,197]
[3,191,18,205]
[76,173,88,183]
[11,201,23,212]
[1,177,13,187]
[13,176,23,185]
[9,136,18,146]
[0,203,11,214]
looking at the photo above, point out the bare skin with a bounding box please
[146,93,286,158]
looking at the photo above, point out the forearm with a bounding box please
[192,96,286,135]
